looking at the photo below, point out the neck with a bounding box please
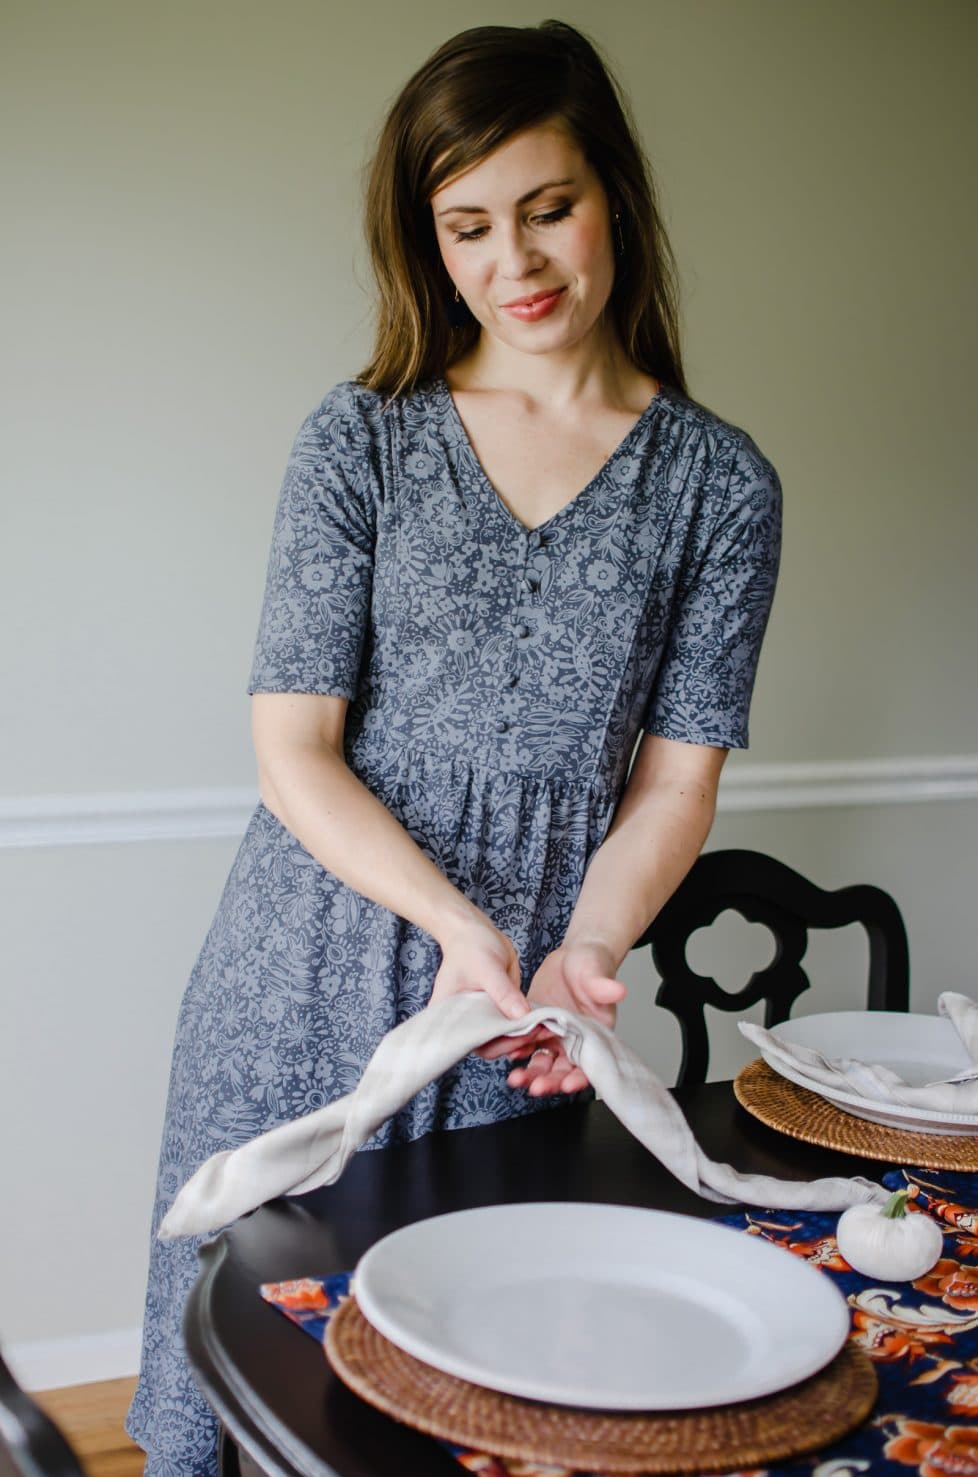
[455,317,640,413]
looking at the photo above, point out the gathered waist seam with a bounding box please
[347,739,615,802]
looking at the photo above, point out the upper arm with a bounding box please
[252,691,349,760]
[248,385,379,701]
[644,440,782,750]
[625,732,728,807]
[251,692,350,813]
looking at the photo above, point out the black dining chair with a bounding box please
[633,848,910,1086]
[0,1353,84,1477]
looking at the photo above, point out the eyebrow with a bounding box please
[435,177,575,218]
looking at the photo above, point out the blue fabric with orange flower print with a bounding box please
[262,1169,978,1476]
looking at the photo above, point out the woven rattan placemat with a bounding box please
[325,1294,877,1475]
[735,1058,978,1171]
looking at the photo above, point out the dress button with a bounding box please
[514,623,529,639]
[527,530,543,549]
[494,719,509,734]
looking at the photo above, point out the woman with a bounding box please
[128,19,781,1474]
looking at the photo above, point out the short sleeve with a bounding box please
[248,386,378,697]
[644,440,782,749]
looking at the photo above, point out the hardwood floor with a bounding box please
[34,1376,144,1476]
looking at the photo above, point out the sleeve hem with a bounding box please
[247,683,358,699]
[643,721,747,750]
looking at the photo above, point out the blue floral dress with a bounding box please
[127,376,781,1473]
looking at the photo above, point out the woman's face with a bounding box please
[430,122,617,359]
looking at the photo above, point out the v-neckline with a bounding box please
[436,376,667,537]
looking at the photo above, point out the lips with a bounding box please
[499,286,567,322]
[501,287,565,308]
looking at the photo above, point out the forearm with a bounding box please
[258,742,482,947]
[563,769,719,969]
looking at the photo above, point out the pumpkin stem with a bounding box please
[882,1188,910,1219]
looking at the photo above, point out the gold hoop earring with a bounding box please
[447,284,469,327]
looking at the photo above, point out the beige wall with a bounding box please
[1,0,975,1370]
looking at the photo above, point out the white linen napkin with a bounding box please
[159,993,886,1240]
[739,992,978,1112]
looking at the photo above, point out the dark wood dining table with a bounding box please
[184,1080,887,1477]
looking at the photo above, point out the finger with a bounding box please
[474,1038,516,1061]
[531,1057,590,1096]
[528,1044,562,1065]
[506,1027,562,1059]
[508,1049,573,1093]
[484,1027,558,1063]
[506,1049,558,1087]
[579,975,627,1006]
[507,1027,560,1055]
[558,1067,591,1093]
[474,1024,553,1061]
[484,980,530,1021]
[528,1057,577,1095]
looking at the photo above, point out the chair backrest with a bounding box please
[0,1355,84,1477]
[635,848,909,1086]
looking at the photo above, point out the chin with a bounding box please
[493,317,590,358]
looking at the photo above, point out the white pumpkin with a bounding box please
[836,1189,944,1281]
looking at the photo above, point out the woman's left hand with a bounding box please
[475,939,627,1096]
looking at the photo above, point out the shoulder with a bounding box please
[656,385,782,522]
[297,379,392,451]
[284,381,401,510]
[297,378,445,460]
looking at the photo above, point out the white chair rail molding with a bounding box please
[2,754,977,849]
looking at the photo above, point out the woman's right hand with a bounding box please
[429,914,532,1023]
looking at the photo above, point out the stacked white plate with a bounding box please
[354,1201,850,1409]
[762,1011,978,1137]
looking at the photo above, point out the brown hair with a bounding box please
[358,20,686,399]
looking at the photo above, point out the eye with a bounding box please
[450,202,572,244]
[532,204,572,227]
[453,225,489,243]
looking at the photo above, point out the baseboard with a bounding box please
[2,755,978,849]
[4,1326,141,1392]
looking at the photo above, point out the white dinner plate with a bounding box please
[765,1011,978,1136]
[353,1202,850,1410]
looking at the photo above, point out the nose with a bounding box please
[496,222,544,280]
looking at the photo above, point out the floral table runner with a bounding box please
[261,1168,978,1476]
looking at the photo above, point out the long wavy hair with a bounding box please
[358,20,686,399]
